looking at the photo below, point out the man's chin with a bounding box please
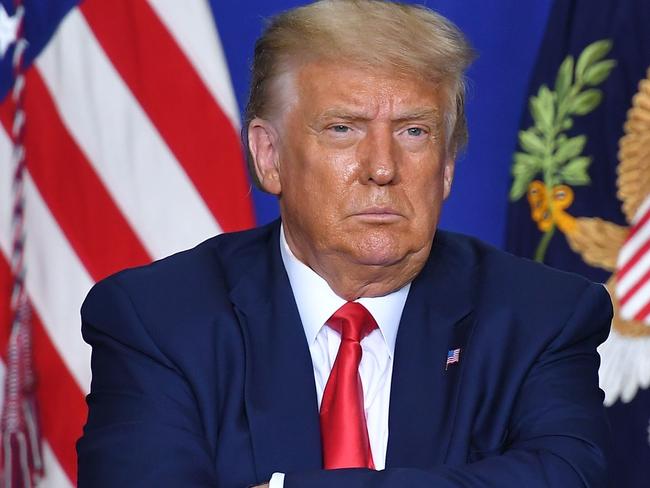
[345,231,433,271]
[349,246,407,268]
[344,229,412,266]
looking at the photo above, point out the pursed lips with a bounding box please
[351,207,404,222]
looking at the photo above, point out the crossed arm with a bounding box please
[78,277,612,487]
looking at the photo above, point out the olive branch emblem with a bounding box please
[509,39,616,262]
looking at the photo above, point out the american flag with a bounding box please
[616,196,650,324]
[446,348,460,370]
[0,0,254,486]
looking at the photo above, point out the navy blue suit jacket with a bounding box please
[77,221,612,487]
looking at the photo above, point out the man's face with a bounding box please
[252,60,455,279]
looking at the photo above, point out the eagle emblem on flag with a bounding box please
[565,68,650,406]
[509,39,650,406]
[510,51,650,406]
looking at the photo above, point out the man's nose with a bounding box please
[358,127,398,186]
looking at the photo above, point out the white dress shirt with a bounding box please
[269,226,410,487]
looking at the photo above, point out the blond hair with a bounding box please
[245,0,475,183]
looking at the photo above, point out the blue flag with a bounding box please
[0,0,79,100]
[506,0,650,485]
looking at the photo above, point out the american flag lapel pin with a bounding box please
[446,348,461,370]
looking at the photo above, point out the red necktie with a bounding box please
[320,302,378,470]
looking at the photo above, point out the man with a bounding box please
[77,1,613,487]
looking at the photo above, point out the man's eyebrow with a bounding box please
[317,108,441,122]
[392,109,441,123]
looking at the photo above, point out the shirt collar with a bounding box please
[280,224,409,358]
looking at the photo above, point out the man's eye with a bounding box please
[331,125,350,133]
[407,127,425,136]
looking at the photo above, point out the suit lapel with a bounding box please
[228,222,322,480]
[386,231,477,468]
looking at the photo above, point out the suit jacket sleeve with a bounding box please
[283,282,613,488]
[76,276,218,487]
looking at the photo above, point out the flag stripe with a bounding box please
[631,195,650,227]
[617,236,650,285]
[0,253,84,485]
[0,124,92,393]
[41,442,74,488]
[31,302,86,486]
[79,0,255,233]
[628,205,650,236]
[619,264,650,306]
[0,70,151,282]
[36,9,222,260]
[621,274,650,320]
[617,209,650,270]
[620,278,650,322]
[146,0,241,129]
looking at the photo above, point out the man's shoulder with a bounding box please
[111,221,275,285]
[433,229,612,350]
[435,229,595,292]
[82,221,279,318]
[433,230,610,324]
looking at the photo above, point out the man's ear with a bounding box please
[442,156,455,200]
[248,118,282,195]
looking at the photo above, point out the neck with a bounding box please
[283,229,430,301]
[314,258,424,300]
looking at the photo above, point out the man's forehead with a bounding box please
[292,60,445,117]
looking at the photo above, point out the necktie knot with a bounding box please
[327,302,378,343]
